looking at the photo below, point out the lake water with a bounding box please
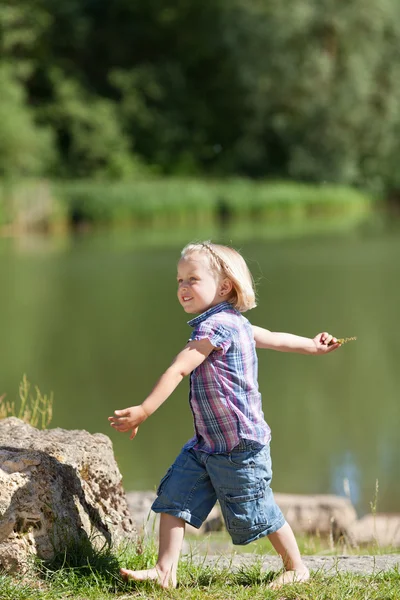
[1,219,399,516]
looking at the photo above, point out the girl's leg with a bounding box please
[120,513,185,589]
[268,522,310,588]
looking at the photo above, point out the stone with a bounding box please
[125,490,400,551]
[125,491,224,537]
[125,490,158,536]
[274,493,358,538]
[186,506,224,536]
[0,417,136,572]
[347,514,400,548]
[126,490,359,540]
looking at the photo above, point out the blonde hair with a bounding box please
[180,241,257,312]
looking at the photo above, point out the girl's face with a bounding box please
[177,252,231,314]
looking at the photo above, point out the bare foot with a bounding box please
[269,566,310,589]
[120,567,177,589]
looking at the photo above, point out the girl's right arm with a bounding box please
[108,338,215,439]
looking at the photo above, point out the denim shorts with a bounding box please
[151,440,286,545]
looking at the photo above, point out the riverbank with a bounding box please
[0,178,378,234]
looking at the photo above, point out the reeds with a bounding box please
[0,375,53,429]
[0,178,376,233]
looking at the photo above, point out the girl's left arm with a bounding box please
[252,325,340,355]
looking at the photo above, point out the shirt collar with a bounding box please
[187,301,235,328]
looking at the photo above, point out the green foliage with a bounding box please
[0,0,51,79]
[1,0,400,189]
[0,65,54,177]
[219,0,400,188]
[41,73,145,179]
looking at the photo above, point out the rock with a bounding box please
[0,418,136,572]
[126,490,359,540]
[125,490,400,550]
[186,506,224,536]
[274,493,358,538]
[125,490,158,536]
[347,514,400,548]
[125,491,224,537]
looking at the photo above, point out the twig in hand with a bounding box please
[329,336,357,346]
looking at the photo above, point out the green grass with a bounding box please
[0,536,398,600]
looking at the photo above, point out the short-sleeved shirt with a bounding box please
[184,301,271,453]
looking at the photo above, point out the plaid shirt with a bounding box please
[184,301,271,453]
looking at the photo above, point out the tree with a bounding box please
[222,0,400,188]
[0,65,53,177]
[2,0,400,186]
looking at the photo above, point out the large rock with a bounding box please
[126,490,358,540]
[125,491,223,537]
[125,491,158,536]
[347,514,400,548]
[274,493,357,538]
[126,490,400,549]
[0,418,136,572]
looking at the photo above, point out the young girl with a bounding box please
[109,241,340,589]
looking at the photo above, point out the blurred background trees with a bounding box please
[1,0,400,190]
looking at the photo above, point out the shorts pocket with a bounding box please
[228,442,267,468]
[156,467,173,496]
[228,449,257,468]
[222,484,268,532]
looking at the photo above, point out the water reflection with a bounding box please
[331,451,360,509]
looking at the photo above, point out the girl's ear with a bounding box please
[219,277,233,296]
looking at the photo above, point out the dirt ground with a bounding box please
[198,553,400,575]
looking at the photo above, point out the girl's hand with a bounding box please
[313,332,340,354]
[108,405,148,440]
